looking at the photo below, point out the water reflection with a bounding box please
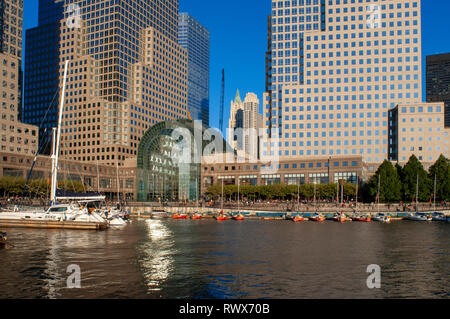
[0,220,448,299]
[139,220,175,292]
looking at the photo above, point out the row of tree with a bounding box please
[366,155,450,203]
[206,155,450,203]
[0,176,86,198]
[206,183,357,201]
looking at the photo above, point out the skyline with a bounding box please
[22,0,450,134]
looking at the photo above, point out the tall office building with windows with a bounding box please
[228,90,263,159]
[24,0,189,165]
[263,0,422,164]
[0,0,39,156]
[426,53,450,128]
[23,0,64,154]
[178,13,210,126]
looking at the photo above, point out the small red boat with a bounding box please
[173,213,188,220]
[215,215,228,221]
[309,214,325,222]
[232,214,245,221]
[351,215,372,222]
[333,213,347,223]
[191,214,203,220]
[292,215,305,222]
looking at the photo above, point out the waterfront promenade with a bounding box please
[121,201,450,218]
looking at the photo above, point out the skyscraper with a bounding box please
[0,0,38,156]
[178,13,210,126]
[229,90,262,159]
[263,0,422,164]
[24,0,189,165]
[426,53,450,128]
[23,0,64,154]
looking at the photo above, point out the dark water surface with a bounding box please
[0,219,448,299]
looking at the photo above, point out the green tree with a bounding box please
[368,160,402,203]
[402,155,432,202]
[428,155,450,202]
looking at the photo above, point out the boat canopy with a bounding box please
[55,190,105,202]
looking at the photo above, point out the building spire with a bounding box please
[235,89,241,103]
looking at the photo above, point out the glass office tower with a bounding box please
[22,0,64,154]
[178,13,210,126]
[426,53,450,128]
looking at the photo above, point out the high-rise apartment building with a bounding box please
[0,0,38,156]
[263,0,422,164]
[178,13,210,126]
[24,0,189,165]
[229,90,262,159]
[426,53,450,128]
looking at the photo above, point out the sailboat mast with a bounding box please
[297,178,300,214]
[237,177,240,213]
[221,179,224,211]
[416,174,419,212]
[336,182,339,208]
[96,160,100,193]
[314,178,317,212]
[355,176,358,211]
[377,175,381,214]
[50,60,69,205]
[434,174,437,211]
[116,161,120,204]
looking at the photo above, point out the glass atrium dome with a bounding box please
[137,119,230,202]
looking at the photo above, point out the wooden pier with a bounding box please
[0,219,108,231]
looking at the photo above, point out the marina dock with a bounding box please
[0,219,108,231]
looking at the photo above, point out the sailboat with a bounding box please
[100,163,128,227]
[290,179,305,222]
[232,178,245,221]
[351,177,371,222]
[214,179,228,221]
[0,61,108,230]
[371,175,391,223]
[406,175,432,222]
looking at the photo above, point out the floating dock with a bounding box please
[0,219,108,231]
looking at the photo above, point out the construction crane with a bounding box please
[219,69,225,134]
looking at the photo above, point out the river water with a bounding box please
[0,219,448,299]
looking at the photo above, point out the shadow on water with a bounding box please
[0,219,448,299]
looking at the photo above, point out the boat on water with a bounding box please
[333,212,348,223]
[232,213,245,221]
[191,213,203,220]
[309,213,325,222]
[173,212,188,220]
[432,212,447,222]
[0,61,108,231]
[351,213,372,222]
[372,213,392,223]
[96,204,129,227]
[214,213,228,221]
[292,215,305,222]
[406,213,432,222]
[0,204,108,230]
[0,232,6,248]
[151,210,169,219]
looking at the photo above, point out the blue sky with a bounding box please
[23,0,450,132]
